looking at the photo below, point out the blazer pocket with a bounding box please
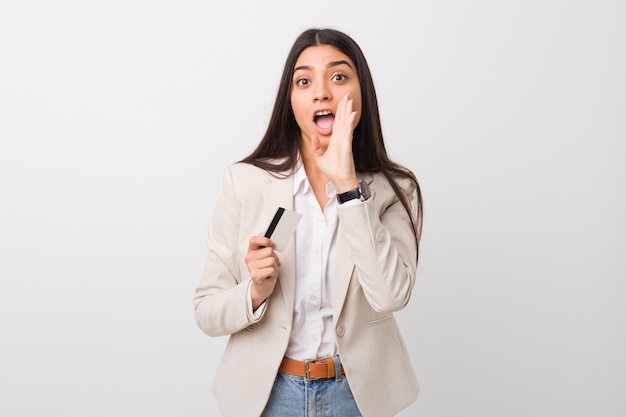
[366,314,394,327]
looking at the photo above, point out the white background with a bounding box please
[1,1,624,416]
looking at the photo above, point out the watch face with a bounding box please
[360,180,371,200]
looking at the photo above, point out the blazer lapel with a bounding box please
[263,176,296,325]
[332,236,354,322]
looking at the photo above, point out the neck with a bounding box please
[300,137,331,210]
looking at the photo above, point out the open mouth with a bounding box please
[314,110,335,135]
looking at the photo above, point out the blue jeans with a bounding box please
[261,357,362,417]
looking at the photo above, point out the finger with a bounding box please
[334,95,354,135]
[257,247,281,268]
[250,265,276,280]
[349,108,358,131]
[250,255,280,278]
[343,93,352,114]
[256,249,281,268]
[250,266,278,283]
[311,134,324,158]
[246,247,276,267]
[249,234,274,251]
[255,254,279,268]
[341,93,351,116]
[334,94,348,124]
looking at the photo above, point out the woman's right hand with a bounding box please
[245,234,281,310]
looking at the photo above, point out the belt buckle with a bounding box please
[304,359,316,380]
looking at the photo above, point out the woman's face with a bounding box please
[290,45,362,149]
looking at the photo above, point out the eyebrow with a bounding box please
[293,60,353,73]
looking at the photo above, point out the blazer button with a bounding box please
[336,326,345,337]
[375,233,384,242]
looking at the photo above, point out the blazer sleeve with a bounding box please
[193,165,263,337]
[336,177,418,313]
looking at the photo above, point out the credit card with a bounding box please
[264,207,302,251]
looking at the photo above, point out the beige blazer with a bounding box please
[194,162,419,417]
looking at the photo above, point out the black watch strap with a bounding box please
[337,186,361,204]
[337,180,370,204]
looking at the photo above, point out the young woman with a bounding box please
[194,28,423,417]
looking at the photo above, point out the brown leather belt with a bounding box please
[279,357,344,380]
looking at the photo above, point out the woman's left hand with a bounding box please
[311,93,360,193]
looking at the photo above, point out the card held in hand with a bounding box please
[264,207,302,251]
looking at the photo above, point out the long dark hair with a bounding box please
[241,28,423,248]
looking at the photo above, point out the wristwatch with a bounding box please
[337,180,371,204]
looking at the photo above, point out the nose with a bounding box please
[313,82,331,102]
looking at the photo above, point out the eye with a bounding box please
[295,78,310,87]
[332,73,347,82]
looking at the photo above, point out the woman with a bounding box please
[194,28,423,417]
